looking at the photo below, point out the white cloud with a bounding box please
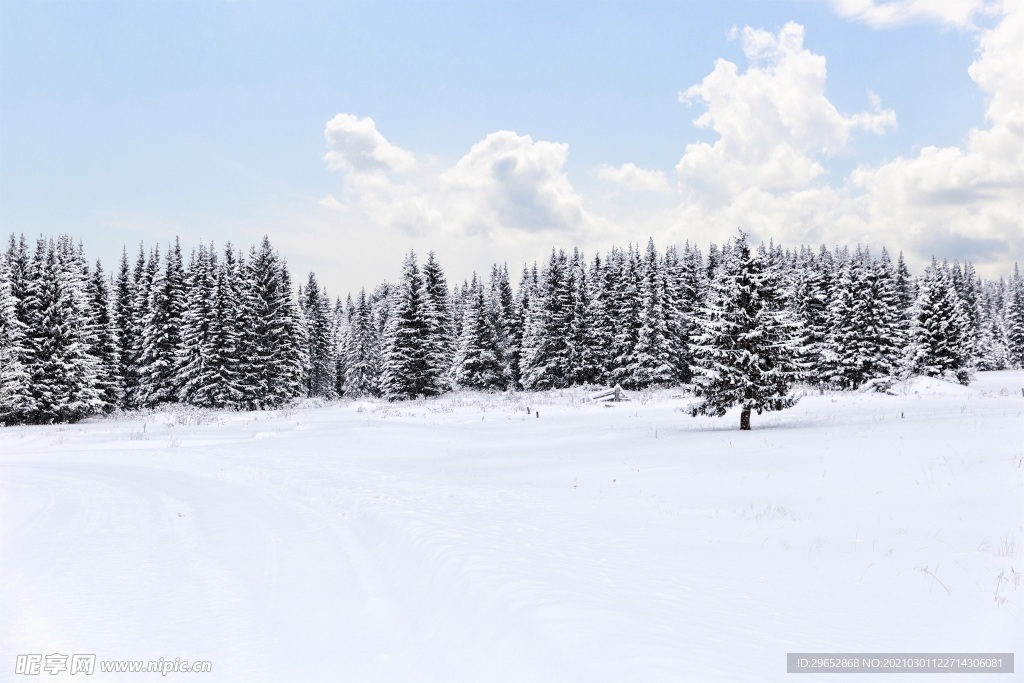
[842,0,1024,263]
[675,22,895,201]
[596,163,672,193]
[441,131,588,235]
[662,10,1022,276]
[830,0,997,28]
[306,8,1022,293]
[323,114,416,174]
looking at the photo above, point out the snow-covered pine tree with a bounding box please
[300,272,337,399]
[337,294,354,401]
[85,260,121,411]
[688,232,801,430]
[973,277,1010,370]
[488,263,516,388]
[608,246,642,388]
[628,239,675,388]
[137,238,187,407]
[0,245,33,424]
[520,249,570,390]
[509,263,535,388]
[663,243,699,384]
[420,251,454,396]
[585,253,612,383]
[344,288,381,397]
[452,273,505,390]
[905,259,975,384]
[380,252,428,400]
[1005,264,1024,368]
[112,248,139,410]
[177,243,219,407]
[23,236,103,423]
[564,248,601,386]
[204,244,248,408]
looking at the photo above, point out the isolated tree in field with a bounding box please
[688,232,801,430]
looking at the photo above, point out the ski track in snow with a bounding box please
[2,372,1023,682]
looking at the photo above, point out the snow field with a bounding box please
[2,372,1023,682]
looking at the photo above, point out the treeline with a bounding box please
[1,231,1022,425]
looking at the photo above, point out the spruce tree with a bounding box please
[689,232,801,430]
[628,239,675,388]
[86,260,121,411]
[381,252,428,400]
[453,273,505,390]
[0,247,33,423]
[905,259,974,384]
[343,288,381,397]
[520,249,570,390]
[177,243,219,406]
[1005,264,1024,368]
[420,252,454,396]
[301,272,337,399]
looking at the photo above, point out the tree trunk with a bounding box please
[740,406,751,430]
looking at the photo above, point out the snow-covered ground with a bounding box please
[2,372,1022,682]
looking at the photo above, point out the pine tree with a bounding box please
[112,248,139,410]
[520,249,570,390]
[0,245,33,423]
[689,232,801,430]
[85,260,121,411]
[301,272,337,399]
[177,243,219,406]
[137,239,187,406]
[343,288,381,397]
[608,246,642,387]
[905,259,974,384]
[420,252,454,396]
[628,239,675,388]
[205,245,247,408]
[1005,264,1024,368]
[488,263,516,387]
[564,249,601,386]
[23,236,103,423]
[239,238,305,408]
[453,273,505,390]
[381,251,429,400]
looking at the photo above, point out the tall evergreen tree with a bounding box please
[301,272,337,399]
[453,273,505,390]
[905,259,974,384]
[0,247,33,423]
[520,249,570,390]
[688,232,801,430]
[344,288,381,397]
[1004,264,1024,368]
[420,251,454,396]
[86,260,121,411]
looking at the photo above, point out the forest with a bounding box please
[1,231,1022,426]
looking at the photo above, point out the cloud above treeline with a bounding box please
[316,0,1022,281]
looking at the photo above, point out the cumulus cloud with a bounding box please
[675,22,896,201]
[842,0,1024,262]
[323,114,416,174]
[310,7,1021,290]
[441,131,587,235]
[323,121,593,243]
[830,0,997,28]
[596,163,672,193]
[654,9,1023,277]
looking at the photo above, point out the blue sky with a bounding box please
[1,0,1020,296]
